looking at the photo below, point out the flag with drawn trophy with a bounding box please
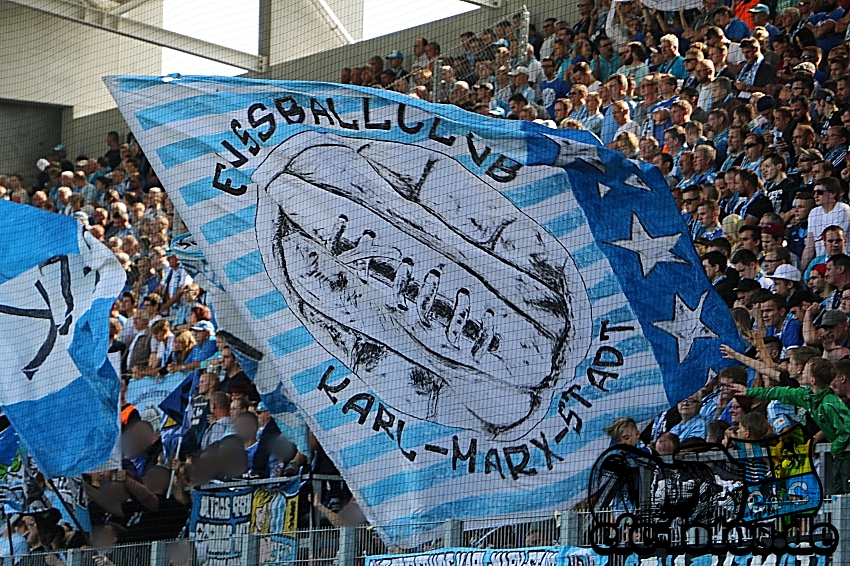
[0,202,124,478]
[107,76,745,545]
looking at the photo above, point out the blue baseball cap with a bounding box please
[386,50,403,59]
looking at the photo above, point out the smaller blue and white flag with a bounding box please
[0,202,124,478]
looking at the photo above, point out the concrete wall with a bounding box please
[262,0,364,64]
[0,1,163,119]
[0,100,63,185]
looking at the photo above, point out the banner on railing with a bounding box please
[368,547,604,566]
[366,547,829,566]
[189,479,300,566]
[107,76,746,545]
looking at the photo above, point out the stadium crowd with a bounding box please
[333,0,850,504]
[11,0,850,555]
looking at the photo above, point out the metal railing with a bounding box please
[12,498,844,566]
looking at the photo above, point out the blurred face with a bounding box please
[553,101,567,123]
[729,398,743,424]
[841,290,850,315]
[826,260,843,286]
[824,230,847,255]
[679,153,694,175]
[739,231,760,253]
[678,396,701,420]
[618,423,640,446]
[761,302,785,327]
[760,159,778,182]
[838,81,850,103]
[682,190,701,213]
[826,128,846,150]
[640,80,658,101]
[697,204,717,227]
[792,127,812,149]
[773,111,791,131]
[808,271,827,293]
[790,198,812,226]
[661,40,675,60]
[612,104,628,125]
[745,136,762,160]
[693,150,710,172]
[791,100,807,120]
[719,377,737,402]
[813,162,831,180]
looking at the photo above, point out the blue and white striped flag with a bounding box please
[107,76,744,545]
[0,202,124,478]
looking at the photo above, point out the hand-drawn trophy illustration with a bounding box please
[252,131,593,441]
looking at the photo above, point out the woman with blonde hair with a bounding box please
[722,214,744,253]
[165,330,196,374]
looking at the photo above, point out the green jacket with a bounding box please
[746,386,850,456]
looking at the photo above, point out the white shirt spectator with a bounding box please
[809,203,850,255]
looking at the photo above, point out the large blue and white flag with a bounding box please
[0,202,124,478]
[107,76,744,545]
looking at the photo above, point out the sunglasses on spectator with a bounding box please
[802,55,815,60]
[744,143,760,148]
[569,91,581,95]
[684,58,697,62]
[682,198,699,204]
[814,189,831,195]
[799,157,815,162]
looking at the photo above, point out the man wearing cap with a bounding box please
[734,278,763,309]
[771,264,804,298]
[386,51,407,80]
[52,144,73,172]
[508,66,534,103]
[817,309,850,355]
[751,5,781,37]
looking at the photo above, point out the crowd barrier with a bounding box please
[13,495,846,566]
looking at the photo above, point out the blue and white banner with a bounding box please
[0,202,124,478]
[368,547,605,566]
[107,77,744,545]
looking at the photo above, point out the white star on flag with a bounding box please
[608,213,689,277]
[653,292,719,363]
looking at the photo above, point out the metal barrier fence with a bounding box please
[13,494,847,566]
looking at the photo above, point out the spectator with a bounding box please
[200,392,235,450]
